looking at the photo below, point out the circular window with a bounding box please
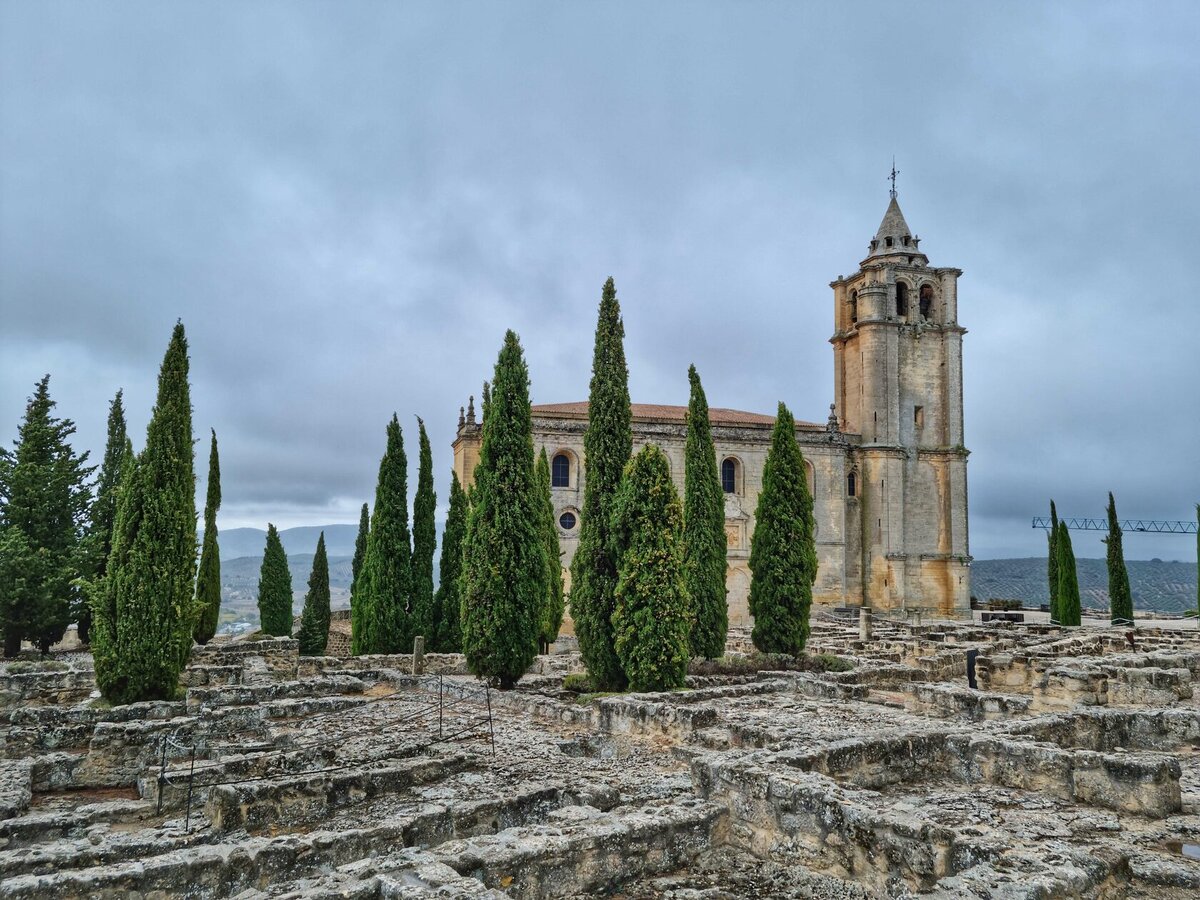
[559,511,577,530]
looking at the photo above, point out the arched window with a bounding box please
[848,291,858,325]
[919,284,934,320]
[721,457,738,494]
[895,282,909,319]
[551,453,571,488]
[847,472,857,497]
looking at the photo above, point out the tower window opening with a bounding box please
[919,284,934,319]
[849,291,858,325]
[914,406,925,429]
[551,453,571,487]
[902,235,910,246]
[896,282,909,318]
[721,457,738,494]
[847,472,857,496]
[885,236,893,248]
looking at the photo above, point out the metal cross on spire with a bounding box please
[889,157,899,199]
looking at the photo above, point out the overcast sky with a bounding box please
[2,1,1197,561]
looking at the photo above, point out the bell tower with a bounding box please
[830,187,971,617]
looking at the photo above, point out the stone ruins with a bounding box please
[2,614,1199,898]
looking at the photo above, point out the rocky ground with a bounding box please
[1,614,1199,898]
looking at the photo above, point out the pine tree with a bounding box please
[432,471,467,652]
[570,278,632,690]
[683,365,727,660]
[411,417,437,642]
[355,415,413,654]
[610,445,690,692]
[1104,492,1133,625]
[1056,521,1081,627]
[0,376,94,656]
[257,524,293,636]
[535,448,565,651]
[80,390,126,645]
[1047,500,1060,621]
[193,430,222,644]
[297,532,331,655]
[460,330,546,688]
[748,403,817,656]
[349,502,369,656]
[91,323,197,703]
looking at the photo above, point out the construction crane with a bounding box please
[1031,517,1197,534]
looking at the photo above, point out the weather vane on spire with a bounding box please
[889,157,899,199]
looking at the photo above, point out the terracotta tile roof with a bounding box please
[532,401,821,429]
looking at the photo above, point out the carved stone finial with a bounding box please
[466,395,476,426]
[826,403,840,433]
[458,406,465,428]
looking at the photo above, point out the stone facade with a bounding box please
[453,194,971,628]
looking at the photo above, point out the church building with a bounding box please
[453,192,972,627]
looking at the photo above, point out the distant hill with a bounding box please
[219,554,354,627]
[209,525,360,561]
[972,557,1198,615]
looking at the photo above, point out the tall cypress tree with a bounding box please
[193,430,222,644]
[570,277,632,690]
[80,390,126,645]
[535,448,565,652]
[349,502,369,656]
[683,365,727,660]
[433,471,467,653]
[355,415,413,654]
[748,403,817,656]
[91,323,197,702]
[1047,500,1060,621]
[610,445,690,692]
[1104,492,1133,625]
[0,376,93,656]
[297,532,331,655]
[257,524,293,636]
[1056,521,1081,627]
[460,330,546,687]
[411,417,437,642]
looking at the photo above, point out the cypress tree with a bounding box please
[257,524,293,636]
[1047,500,1060,621]
[570,277,632,690]
[460,330,546,688]
[355,415,413,654]
[1104,492,1133,625]
[683,365,727,660]
[411,417,437,642]
[297,532,331,655]
[1056,521,1081,627]
[80,389,126,645]
[432,471,467,653]
[91,323,197,703]
[349,502,369,656]
[193,430,222,644]
[748,403,817,656]
[535,448,565,652]
[610,445,690,692]
[0,376,93,656]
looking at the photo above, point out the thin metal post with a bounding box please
[156,734,168,814]
[184,745,196,833]
[484,680,495,757]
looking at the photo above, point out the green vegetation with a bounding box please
[91,323,197,703]
[683,364,727,660]
[1056,520,1082,627]
[562,672,593,692]
[355,415,414,655]
[1047,500,1060,622]
[535,448,565,651]
[748,403,817,656]
[0,376,93,656]
[193,430,222,645]
[1104,492,1133,625]
[610,445,690,693]
[349,502,369,655]
[257,524,293,636]
[460,330,546,688]
[688,652,854,677]
[411,417,437,642]
[79,390,126,646]
[570,277,632,691]
[297,532,331,655]
[432,471,467,653]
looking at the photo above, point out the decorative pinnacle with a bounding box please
[458,406,465,428]
[826,403,840,433]
[466,395,476,425]
[889,157,899,199]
